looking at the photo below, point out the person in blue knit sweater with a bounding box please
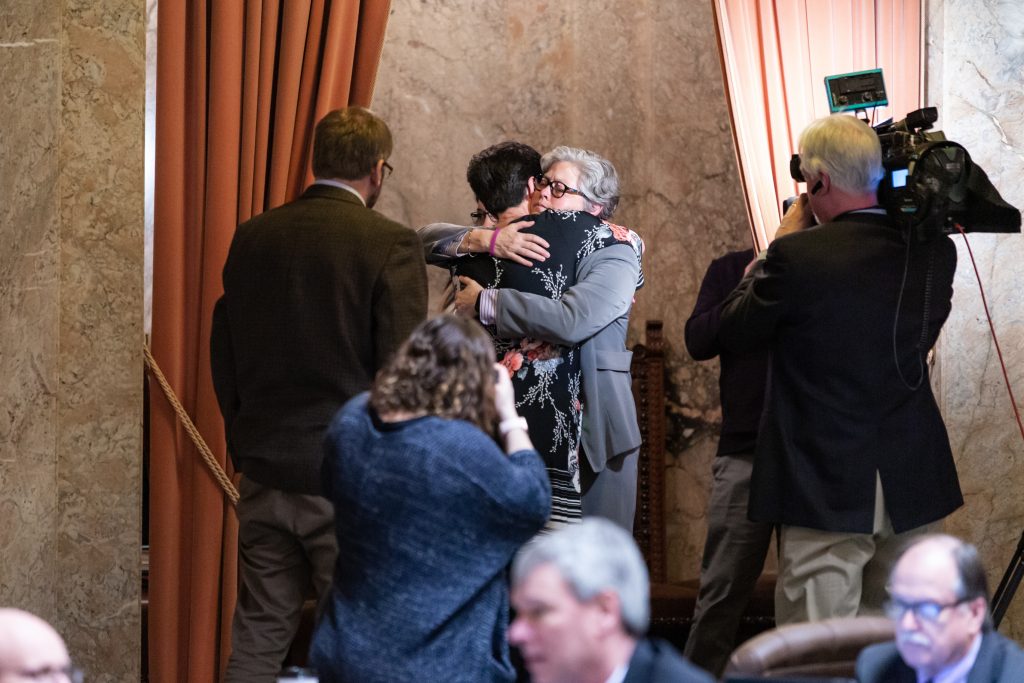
[308,314,552,682]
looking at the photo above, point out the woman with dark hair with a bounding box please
[308,314,551,683]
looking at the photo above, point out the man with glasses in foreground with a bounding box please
[0,608,82,683]
[857,535,1024,682]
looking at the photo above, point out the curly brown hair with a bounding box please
[370,314,498,435]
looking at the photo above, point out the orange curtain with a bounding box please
[149,1,392,680]
[713,0,922,250]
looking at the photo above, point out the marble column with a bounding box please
[926,0,1024,643]
[0,0,144,680]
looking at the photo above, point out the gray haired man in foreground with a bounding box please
[508,518,714,683]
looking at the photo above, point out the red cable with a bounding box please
[954,224,1024,445]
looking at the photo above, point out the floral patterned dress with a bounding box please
[454,210,640,527]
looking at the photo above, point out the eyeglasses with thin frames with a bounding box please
[470,209,490,226]
[382,161,393,178]
[535,174,586,199]
[883,596,971,623]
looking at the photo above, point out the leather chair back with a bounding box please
[724,616,894,679]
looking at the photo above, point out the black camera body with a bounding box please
[873,107,1022,241]
[789,105,1020,241]
[874,107,969,240]
[787,70,1019,240]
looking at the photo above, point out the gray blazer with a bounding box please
[417,223,641,472]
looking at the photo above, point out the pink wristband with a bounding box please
[488,227,502,256]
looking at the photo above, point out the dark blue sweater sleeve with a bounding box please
[686,250,753,361]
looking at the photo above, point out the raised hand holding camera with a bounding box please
[775,192,815,240]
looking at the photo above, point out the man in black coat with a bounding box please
[210,107,427,682]
[509,518,714,683]
[719,114,962,625]
[857,534,1024,682]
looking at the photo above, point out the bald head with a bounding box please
[893,535,990,609]
[0,609,72,683]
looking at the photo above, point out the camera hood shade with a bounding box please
[959,163,1022,233]
[879,140,1021,238]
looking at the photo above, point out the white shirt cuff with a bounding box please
[478,289,497,325]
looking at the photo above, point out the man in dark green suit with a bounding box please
[211,107,427,682]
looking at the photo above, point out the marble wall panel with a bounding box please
[373,0,752,583]
[0,0,62,626]
[927,0,1024,644]
[56,1,145,679]
[1,0,60,39]
[1,0,143,679]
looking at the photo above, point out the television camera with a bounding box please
[789,69,1020,241]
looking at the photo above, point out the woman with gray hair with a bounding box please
[448,144,646,531]
[533,145,621,219]
[530,144,644,301]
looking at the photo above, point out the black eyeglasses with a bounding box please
[8,662,84,683]
[470,209,490,226]
[382,161,393,178]
[535,174,586,199]
[883,596,971,623]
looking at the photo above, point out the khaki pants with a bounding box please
[775,475,937,625]
[225,477,338,683]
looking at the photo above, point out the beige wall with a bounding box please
[927,0,1024,642]
[372,0,752,581]
[0,0,144,680]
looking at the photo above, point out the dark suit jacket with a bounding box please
[684,249,769,456]
[719,213,961,533]
[210,184,427,494]
[856,631,1024,682]
[622,638,715,683]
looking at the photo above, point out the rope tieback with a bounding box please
[144,343,240,505]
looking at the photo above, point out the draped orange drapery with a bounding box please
[712,0,922,250]
[149,1,391,679]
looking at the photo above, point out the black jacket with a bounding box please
[684,248,769,456]
[623,638,715,683]
[719,213,961,533]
